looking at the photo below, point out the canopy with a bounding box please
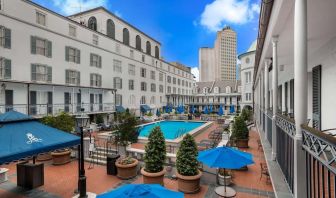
[140,105,151,113]
[97,184,184,198]
[0,111,80,164]
[116,105,126,113]
[198,146,254,169]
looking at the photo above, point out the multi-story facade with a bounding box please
[238,40,256,110]
[189,80,241,114]
[199,26,237,82]
[253,0,336,198]
[0,0,195,120]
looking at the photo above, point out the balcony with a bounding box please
[0,103,115,117]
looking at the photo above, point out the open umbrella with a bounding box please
[198,146,254,196]
[218,105,224,116]
[97,184,184,198]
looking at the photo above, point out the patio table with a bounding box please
[215,186,236,197]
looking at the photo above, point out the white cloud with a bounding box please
[52,0,108,15]
[199,0,260,32]
[191,67,200,82]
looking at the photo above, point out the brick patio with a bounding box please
[0,123,275,198]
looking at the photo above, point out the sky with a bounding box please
[32,0,260,81]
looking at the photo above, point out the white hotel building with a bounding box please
[0,0,195,120]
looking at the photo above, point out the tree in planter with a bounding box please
[176,134,199,176]
[144,126,166,173]
[241,108,251,122]
[231,116,249,148]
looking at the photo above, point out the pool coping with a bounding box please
[137,120,213,145]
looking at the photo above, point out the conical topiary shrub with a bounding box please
[231,115,249,148]
[142,126,166,185]
[176,134,202,193]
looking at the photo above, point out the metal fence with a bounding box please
[266,112,273,146]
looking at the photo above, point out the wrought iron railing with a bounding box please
[302,125,336,198]
[275,113,295,193]
[266,110,273,145]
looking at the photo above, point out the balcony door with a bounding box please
[90,94,94,111]
[5,90,13,112]
[312,65,321,130]
[76,93,81,112]
[29,91,37,115]
[64,92,71,113]
[47,92,52,115]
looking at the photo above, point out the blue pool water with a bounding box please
[138,121,205,140]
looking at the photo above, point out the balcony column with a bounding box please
[271,36,279,160]
[294,0,308,197]
[264,59,270,140]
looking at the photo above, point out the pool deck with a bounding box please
[0,122,275,198]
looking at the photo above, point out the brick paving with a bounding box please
[0,121,275,198]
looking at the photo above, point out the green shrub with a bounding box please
[231,116,249,140]
[114,111,138,146]
[40,112,75,132]
[241,108,251,121]
[176,134,199,176]
[144,126,166,173]
[96,114,104,124]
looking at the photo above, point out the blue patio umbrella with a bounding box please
[198,146,254,194]
[218,105,224,116]
[97,184,184,198]
[209,105,213,113]
[204,105,208,114]
[230,105,235,114]
[191,105,195,114]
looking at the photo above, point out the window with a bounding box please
[129,95,135,105]
[115,43,120,53]
[214,87,219,94]
[0,26,10,49]
[31,64,52,83]
[245,72,251,83]
[114,77,122,89]
[128,64,135,75]
[88,17,97,31]
[146,41,151,55]
[69,25,76,37]
[150,96,155,104]
[90,53,102,68]
[106,19,115,39]
[173,77,176,84]
[136,35,141,50]
[155,46,159,59]
[116,94,122,106]
[245,57,250,64]
[226,86,231,93]
[36,11,46,26]
[150,71,155,80]
[159,85,163,93]
[178,79,180,85]
[141,82,147,91]
[113,59,122,73]
[141,68,146,78]
[142,55,145,62]
[129,80,134,90]
[31,36,52,57]
[0,57,11,79]
[203,87,208,94]
[167,76,171,83]
[65,46,80,63]
[140,96,146,104]
[92,34,98,45]
[151,83,156,92]
[123,28,129,45]
[173,87,176,94]
[159,73,163,81]
[90,73,102,87]
[182,80,184,86]
[65,70,80,85]
[167,86,171,93]
[130,50,134,59]
[160,96,163,103]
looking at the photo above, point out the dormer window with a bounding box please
[214,87,219,94]
[203,87,208,94]
[226,86,231,93]
[36,11,46,26]
[88,16,97,31]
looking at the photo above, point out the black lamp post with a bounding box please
[75,108,90,198]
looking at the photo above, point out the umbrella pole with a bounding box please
[224,168,226,193]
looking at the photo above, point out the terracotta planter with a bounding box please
[176,171,202,194]
[115,159,138,179]
[236,139,249,148]
[51,149,71,165]
[141,168,166,185]
[36,152,52,161]
[218,174,232,186]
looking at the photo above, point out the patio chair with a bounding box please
[260,162,270,184]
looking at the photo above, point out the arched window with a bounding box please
[88,16,97,31]
[150,96,155,104]
[123,28,130,45]
[106,19,115,39]
[155,46,159,59]
[135,35,141,51]
[146,41,151,55]
[214,87,220,94]
[203,87,208,94]
[140,96,146,104]
[226,86,231,93]
[129,95,135,105]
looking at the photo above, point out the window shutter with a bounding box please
[47,40,52,58]
[76,49,80,64]
[47,66,52,82]
[4,28,11,49]
[65,70,69,84]
[113,77,116,89]
[31,64,36,81]
[90,74,93,86]
[65,46,69,61]
[90,53,93,66]
[4,59,11,79]
[99,55,102,68]
[99,75,102,87]
[120,78,122,89]
[312,65,321,130]
[31,36,36,54]
[77,71,80,85]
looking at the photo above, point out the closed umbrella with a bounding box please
[209,105,213,113]
[198,146,254,197]
[218,105,224,116]
[204,106,208,114]
[156,109,161,117]
[97,184,184,198]
[230,105,235,114]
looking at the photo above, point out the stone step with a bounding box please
[85,157,106,165]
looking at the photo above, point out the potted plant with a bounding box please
[217,169,232,186]
[176,134,202,193]
[142,126,166,185]
[231,116,249,148]
[113,111,138,156]
[115,156,138,179]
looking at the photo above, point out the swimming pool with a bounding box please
[138,121,206,140]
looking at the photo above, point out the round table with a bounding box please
[215,186,236,198]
